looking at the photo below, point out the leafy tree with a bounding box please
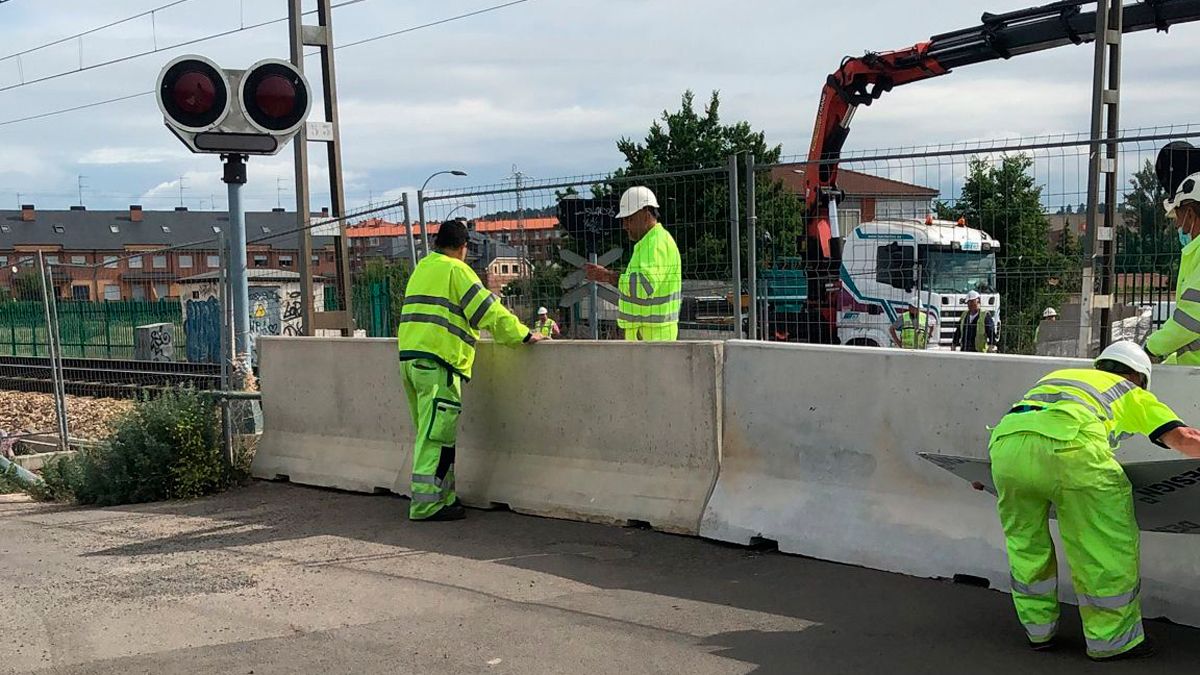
[938,155,1072,354]
[597,90,805,279]
[1117,159,1180,275]
[12,269,43,301]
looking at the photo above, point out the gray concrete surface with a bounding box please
[2,483,1198,675]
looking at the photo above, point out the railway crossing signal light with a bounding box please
[157,55,311,156]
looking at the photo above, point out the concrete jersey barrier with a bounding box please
[700,340,1200,626]
[254,337,723,534]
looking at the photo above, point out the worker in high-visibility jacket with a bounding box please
[584,186,682,341]
[1146,142,1200,366]
[397,220,543,522]
[988,341,1200,661]
[889,302,934,349]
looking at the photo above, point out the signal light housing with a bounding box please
[157,55,311,156]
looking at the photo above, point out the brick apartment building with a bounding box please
[0,205,337,301]
[769,167,940,223]
[347,216,561,265]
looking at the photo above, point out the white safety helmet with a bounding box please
[1163,171,1200,218]
[1095,340,1153,390]
[1042,307,1058,319]
[615,186,660,219]
[965,290,981,302]
[537,306,548,315]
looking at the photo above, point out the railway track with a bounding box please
[0,356,225,398]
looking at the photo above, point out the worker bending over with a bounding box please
[397,220,543,522]
[585,186,682,341]
[988,341,1200,661]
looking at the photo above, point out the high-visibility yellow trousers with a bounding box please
[401,359,461,520]
[989,420,1145,658]
[623,324,678,342]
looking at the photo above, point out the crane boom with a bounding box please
[802,0,1200,342]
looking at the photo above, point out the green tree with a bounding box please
[12,268,42,300]
[1117,159,1180,275]
[938,155,1071,354]
[599,90,805,279]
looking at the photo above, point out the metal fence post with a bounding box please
[402,193,417,270]
[417,189,430,258]
[745,153,758,340]
[217,231,233,466]
[727,154,743,339]
[37,253,69,452]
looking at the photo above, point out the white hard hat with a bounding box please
[1042,307,1058,319]
[1164,171,1200,218]
[537,306,548,315]
[966,290,981,302]
[616,186,659,219]
[1096,340,1153,389]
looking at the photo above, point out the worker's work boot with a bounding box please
[1089,637,1155,662]
[418,502,466,522]
[1028,637,1057,652]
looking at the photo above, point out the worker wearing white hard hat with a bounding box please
[533,306,560,339]
[1145,141,1200,366]
[988,341,1200,660]
[584,186,682,341]
[952,290,997,353]
[1042,307,1058,320]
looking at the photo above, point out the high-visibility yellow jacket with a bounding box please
[1147,237,1200,366]
[896,312,929,349]
[618,223,681,337]
[992,367,1183,450]
[397,252,530,380]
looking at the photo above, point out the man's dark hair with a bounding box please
[1096,358,1146,389]
[434,219,469,250]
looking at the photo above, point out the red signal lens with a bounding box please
[172,70,217,115]
[254,75,297,119]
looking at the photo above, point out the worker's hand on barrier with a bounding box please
[1163,426,1200,459]
[528,332,547,344]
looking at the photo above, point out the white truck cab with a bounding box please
[837,218,1001,349]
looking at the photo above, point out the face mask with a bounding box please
[1181,230,1194,248]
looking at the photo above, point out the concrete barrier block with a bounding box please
[701,340,1200,626]
[459,341,723,534]
[254,337,410,493]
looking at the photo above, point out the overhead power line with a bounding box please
[0,0,372,95]
[0,0,196,62]
[0,0,536,128]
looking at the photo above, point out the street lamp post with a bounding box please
[446,203,477,221]
[417,170,467,257]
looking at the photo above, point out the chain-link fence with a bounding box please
[748,125,1200,357]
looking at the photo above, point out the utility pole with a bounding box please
[1078,0,1122,357]
[513,165,528,278]
[290,0,353,336]
[223,154,251,373]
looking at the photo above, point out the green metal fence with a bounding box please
[0,300,186,359]
[326,280,396,338]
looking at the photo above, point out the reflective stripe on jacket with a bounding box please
[618,224,682,334]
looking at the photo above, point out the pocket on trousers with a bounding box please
[428,399,461,446]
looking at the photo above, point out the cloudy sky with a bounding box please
[2,0,1200,216]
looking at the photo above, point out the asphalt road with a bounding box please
[2,482,1197,674]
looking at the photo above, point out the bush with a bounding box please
[39,390,245,506]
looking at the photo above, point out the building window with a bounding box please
[46,255,59,265]
[104,256,118,269]
[21,258,33,267]
[180,255,193,269]
[153,283,169,300]
[161,226,171,233]
[128,255,143,269]
[71,255,86,265]
[152,255,167,269]
[501,264,510,274]
[131,285,146,301]
[253,255,268,267]
[110,225,119,234]
[53,225,65,234]
[72,285,90,300]
[279,255,293,268]
[104,285,120,301]
[312,255,320,264]
[206,255,220,268]
[0,256,7,265]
